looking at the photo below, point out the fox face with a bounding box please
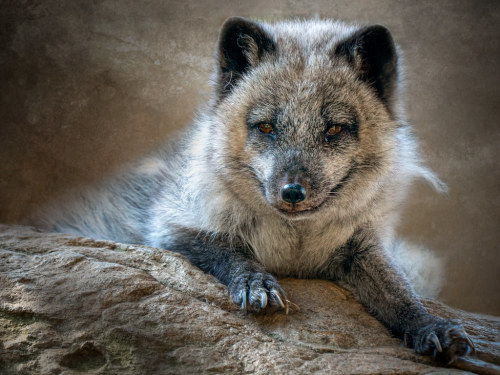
[208,18,400,220]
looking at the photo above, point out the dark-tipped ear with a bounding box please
[216,17,275,97]
[334,25,398,104]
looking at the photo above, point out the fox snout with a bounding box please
[275,174,316,217]
[281,183,306,204]
[258,150,325,217]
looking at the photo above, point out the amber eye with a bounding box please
[326,125,342,136]
[325,125,342,141]
[258,123,274,135]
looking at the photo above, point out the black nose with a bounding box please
[281,183,306,204]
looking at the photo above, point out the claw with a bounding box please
[260,291,268,309]
[446,355,459,366]
[271,289,285,309]
[429,332,443,353]
[464,334,475,353]
[240,289,247,312]
[447,327,475,355]
[288,300,300,312]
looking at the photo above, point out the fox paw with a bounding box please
[229,271,290,313]
[406,319,474,364]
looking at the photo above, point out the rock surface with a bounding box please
[0,225,499,374]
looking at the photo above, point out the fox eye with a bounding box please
[257,123,274,135]
[325,125,342,141]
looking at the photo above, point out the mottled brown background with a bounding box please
[0,0,498,315]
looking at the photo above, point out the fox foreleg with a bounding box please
[325,228,473,363]
[163,227,288,313]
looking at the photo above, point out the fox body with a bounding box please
[36,18,472,362]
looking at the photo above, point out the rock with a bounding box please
[0,224,499,374]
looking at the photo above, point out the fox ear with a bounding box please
[334,25,398,104]
[216,17,275,97]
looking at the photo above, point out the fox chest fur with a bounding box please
[244,214,355,277]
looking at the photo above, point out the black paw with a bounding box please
[406,319,474,364]
[228,271,289,313]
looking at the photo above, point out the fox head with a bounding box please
[205,17,403,220]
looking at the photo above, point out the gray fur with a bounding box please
[34,18,472,362]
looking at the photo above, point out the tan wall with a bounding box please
[1,0,498,315]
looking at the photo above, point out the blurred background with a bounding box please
[1,0,498,315]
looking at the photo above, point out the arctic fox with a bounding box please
[36,17,473,362]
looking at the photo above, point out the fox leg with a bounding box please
[160,227,288,312]
[324,228,473,363]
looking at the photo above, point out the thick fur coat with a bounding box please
[35,18,472,363]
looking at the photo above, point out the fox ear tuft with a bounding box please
[334,25,398,104]
[217,17,275,97]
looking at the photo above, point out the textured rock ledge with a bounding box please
[0,225,499,374]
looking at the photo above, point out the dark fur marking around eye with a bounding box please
[321,102,359,141]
